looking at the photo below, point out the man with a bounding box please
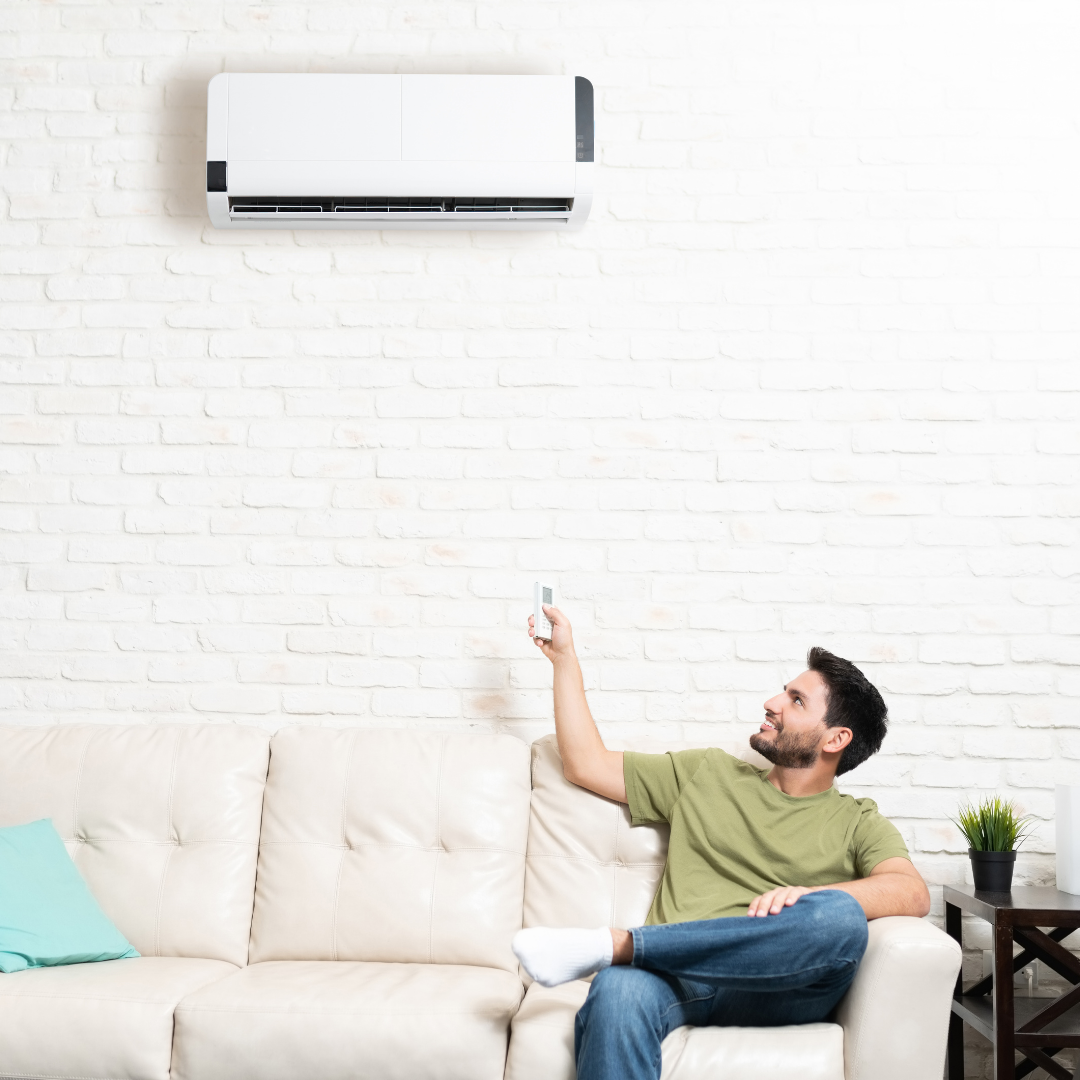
[513,604,929,1080]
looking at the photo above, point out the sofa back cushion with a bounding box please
[524,735,669,931]
[523,734,768,930]
[249,727,531,972]
[0,724,270,966]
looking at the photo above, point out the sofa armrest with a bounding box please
[834,916,961,1080]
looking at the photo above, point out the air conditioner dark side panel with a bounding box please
[575,76,594,163]
[207,161,227,192]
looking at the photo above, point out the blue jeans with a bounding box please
[574,890,868,1080]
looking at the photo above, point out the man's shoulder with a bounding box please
[837,791,900,832]
[837,792,910,864]
[838,791,883,815]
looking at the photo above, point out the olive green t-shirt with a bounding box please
[624,748,910,925]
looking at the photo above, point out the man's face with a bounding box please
[750,669,831,770]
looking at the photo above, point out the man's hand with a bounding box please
[529,604,574,663]
[747,885,815,917]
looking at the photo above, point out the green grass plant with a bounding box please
[953,796,1031,852]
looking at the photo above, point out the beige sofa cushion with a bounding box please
[504,979,589,1080]
[524,735,675,930]
[0,956,235,1080]
[504,980,844,1080]
[660,1022,844,1080]
[249,728,531,970]
[0,724,270,966]
[172,960,523,1080]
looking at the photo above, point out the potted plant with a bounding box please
[953,796,1032,892]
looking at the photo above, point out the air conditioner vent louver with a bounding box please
[229,196,574,216]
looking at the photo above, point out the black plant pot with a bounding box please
[969,849,1016,892]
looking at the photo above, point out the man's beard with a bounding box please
[749,725,821,769]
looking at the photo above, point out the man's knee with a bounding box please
[579,966,668,1027]
[799,890,868,961]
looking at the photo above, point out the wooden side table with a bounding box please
[945,884,1080,1080]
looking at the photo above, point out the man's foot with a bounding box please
[512,926,615,987]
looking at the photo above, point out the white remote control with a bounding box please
[533,582,554,641]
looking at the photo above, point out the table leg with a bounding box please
[994,920,1015,1080]
[946,902,965,1080]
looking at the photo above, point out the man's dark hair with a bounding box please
[806,647,888,777]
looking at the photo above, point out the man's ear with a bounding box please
[821,726,852,755]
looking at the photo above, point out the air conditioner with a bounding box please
[205,73,593,231]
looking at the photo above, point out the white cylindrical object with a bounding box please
[1057,785,1080,895]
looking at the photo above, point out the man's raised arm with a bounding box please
[530,605,626,803]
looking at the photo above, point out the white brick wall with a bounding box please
[3,0,1080,1003]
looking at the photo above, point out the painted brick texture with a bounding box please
[2,0,1080,1008]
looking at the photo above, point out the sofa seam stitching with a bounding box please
[259,840,526,854]
[0,1074,129,1080]
[330,728,357,963]
[153,731,182,957]
[68,837,256,846]
[70,728,93,845]
[429,734,447,965]
[525,853,663,866]
[0,995,191,1004]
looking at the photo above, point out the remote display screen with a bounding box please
[543,587,552,604]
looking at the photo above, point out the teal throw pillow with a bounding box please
[0,818,139,974]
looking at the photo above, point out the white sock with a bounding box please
[512,926,614,987]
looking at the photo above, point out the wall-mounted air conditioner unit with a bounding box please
[205,73,593,231]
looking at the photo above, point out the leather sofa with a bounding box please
[0,723,961,1080]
